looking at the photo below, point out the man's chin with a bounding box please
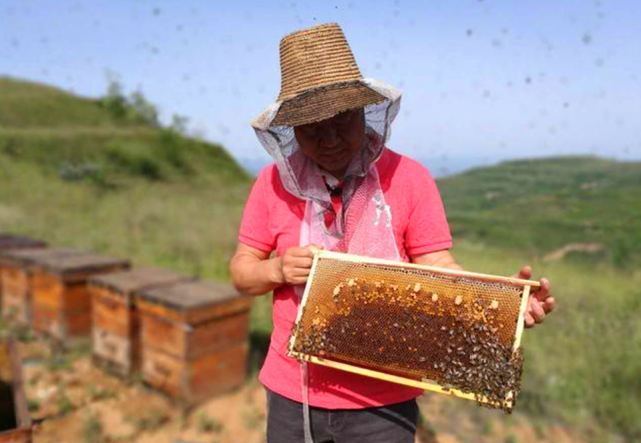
[321,163,351,178]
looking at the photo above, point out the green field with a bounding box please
[1,77,639,442]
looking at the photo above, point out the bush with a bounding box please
[99,76,159,127]
[105,141,163,180]
[156,129,189,171]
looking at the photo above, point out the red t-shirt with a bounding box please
[238,148,453,409]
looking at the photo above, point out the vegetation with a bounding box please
[439,156,641,269]
[0,76,251,280]
[81,412,104,443]
[1,77,639,442]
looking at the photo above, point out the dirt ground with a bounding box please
[14,339,593,443]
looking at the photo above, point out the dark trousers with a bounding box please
[266,388,419,443]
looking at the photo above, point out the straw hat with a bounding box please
[265,23,387,128]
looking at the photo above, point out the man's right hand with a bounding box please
[277,244,322,285]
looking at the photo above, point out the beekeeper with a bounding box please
[230,23,554,443]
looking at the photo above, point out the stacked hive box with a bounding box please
[137,281,252,403]
[0,235,47,316]
[0,249,81,324]
[88,268,193,376]
[0,339,31,443]
[30,252,130,344]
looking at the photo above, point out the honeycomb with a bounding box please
[288,251,534,412]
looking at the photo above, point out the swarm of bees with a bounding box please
[292,275,524,412]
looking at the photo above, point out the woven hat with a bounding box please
[263,23,387,128]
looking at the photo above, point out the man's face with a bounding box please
[294,108,365,178]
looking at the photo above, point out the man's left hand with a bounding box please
[514,265,555,329]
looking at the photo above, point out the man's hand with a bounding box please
[514,265,555,329]
[278,244,322,286]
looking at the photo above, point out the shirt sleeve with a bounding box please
[238,167,276,253]
[404,167,453,256]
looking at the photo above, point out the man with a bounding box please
[230,23,554,443]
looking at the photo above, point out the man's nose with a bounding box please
[318,125,339,148]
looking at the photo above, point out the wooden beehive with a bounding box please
[289,250,540,412]
[137,281,253,403]
[30,252,130,344]
[88,268,194,376]
[0,339,32,443]
[0,249,81,325]
[0,235,47,318]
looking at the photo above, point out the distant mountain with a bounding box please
[238,155,493,178]
[437,156,641,268]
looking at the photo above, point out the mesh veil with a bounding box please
[252,78,402,259]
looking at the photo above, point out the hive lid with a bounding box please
[33,252,130,278]
[89,267,193,295]
[0,248,82,267]
[0,234,47,251]
[137,281,240,311]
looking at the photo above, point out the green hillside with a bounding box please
[0,77,252,279]
[438,156,641,268]
[1,77,639,441]
[0,76,249,184]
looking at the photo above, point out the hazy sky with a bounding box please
[1,0,640,167]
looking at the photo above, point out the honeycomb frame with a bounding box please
[287,250,540,412]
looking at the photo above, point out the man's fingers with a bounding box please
[524,311,535,328]
[290,276,309,285]
[534,277,552,302]
[287,268,310,278]
[513,265,531,280]
[531,298,546,323]
[543,297,555,313]
[290,256,314,269]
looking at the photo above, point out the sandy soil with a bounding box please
[12,339,597,443]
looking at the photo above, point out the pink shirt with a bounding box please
[238,148,453,409]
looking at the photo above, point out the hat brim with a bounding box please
[269,81,387,128]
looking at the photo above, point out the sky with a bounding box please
[1,0,640,173]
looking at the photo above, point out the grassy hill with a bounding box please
[1,77,639,442]
[0,77,252,279]
[438,156,641,269]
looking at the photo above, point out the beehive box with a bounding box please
[137,281,253,403]
[89,268,194,376]
[0,339,32,443]
[0,235,47,317]
[30,252,130,344]
[288,251,540,412]
[0,249,81,324]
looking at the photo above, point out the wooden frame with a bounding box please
[288,250,540,410]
